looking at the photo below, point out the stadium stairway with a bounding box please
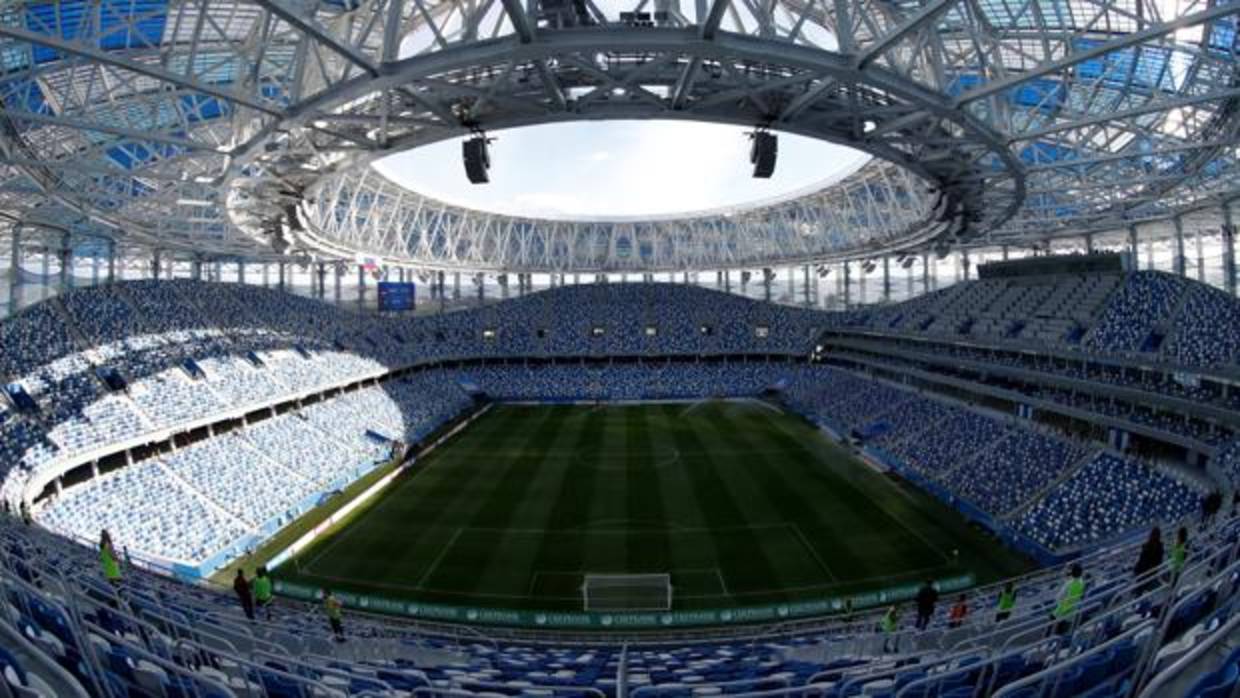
[1000,446,1103,520]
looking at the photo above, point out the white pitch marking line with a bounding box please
[789,523,839,583]
[417,528,463,588]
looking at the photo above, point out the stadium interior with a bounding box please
[1,1,1240,697]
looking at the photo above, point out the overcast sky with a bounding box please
[373,120,871,219]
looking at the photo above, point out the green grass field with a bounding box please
[274,401,1032,611]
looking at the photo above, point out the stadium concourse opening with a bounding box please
[270,402,1030,618]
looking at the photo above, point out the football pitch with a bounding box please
[274,401,1032,611]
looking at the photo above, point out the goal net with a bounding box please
[582,573,673,612]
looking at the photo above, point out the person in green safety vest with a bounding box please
[324,589,345,642]
[254,566,274,621]
[995,581,1017,623]
[1169,526,1189,579]
[99,529,122,587]
[1051,563,1086,635]
[880,604,900,653]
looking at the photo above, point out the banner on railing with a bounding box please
[272,573,975,629]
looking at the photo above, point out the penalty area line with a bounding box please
[417,528,464,588]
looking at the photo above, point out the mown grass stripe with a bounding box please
[582,406,629,573]
[463,408,585,596]
[524,405,608,601]
[697,405,843,596]
[647,405,731,601]
[624,405,672,575]
[432,408,566,595]
[662,403,789,602]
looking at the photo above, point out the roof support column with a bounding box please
[803,264,811,306]
[882,256,891,303]
[58,233,72,292]
[9,228,21,317]
[1173,216,1186,276]
[922,253,930,294]
[106,238,116,284]
[842,261,851,308]
[1128,225,1140,269]
[151,249,161,280]
[278,261,286,290]
[1084,233,1094,254]
[1223,206,1236,296]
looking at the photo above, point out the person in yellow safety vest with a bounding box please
[324,589,345,642]
[880,604,900,653]
[1052,563,1086,635]
[1169,527,1189,578]
[254,566,274,621]
[99,529,122,586]
[995,581,1017,623]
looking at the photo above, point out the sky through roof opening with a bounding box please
[373,120,872,220]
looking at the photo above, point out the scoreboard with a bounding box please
[377,282,416,312]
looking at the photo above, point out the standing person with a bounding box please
[948,594,969,629]
[915,580,938,631]
[994,582,1016,623]
[324,589,345,642]
[253,566,274,621]
[233,569,254,621]
[99,529,122,587]
[1202,490,1222,525]
[880,604,900,653]
[1133,527,1164,594]
[1169,527,1189,580]
[1052,563,1086,635]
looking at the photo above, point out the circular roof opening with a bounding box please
[372,120,872,220]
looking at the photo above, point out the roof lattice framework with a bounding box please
[0,0,1234,271]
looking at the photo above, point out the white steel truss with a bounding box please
[0,0,1229,271]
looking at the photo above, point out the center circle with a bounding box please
[372,120,872,220]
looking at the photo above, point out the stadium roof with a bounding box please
[0,0,1237,272]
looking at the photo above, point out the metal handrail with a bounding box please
[991,620,1157,698]
[1136,613,1240,698]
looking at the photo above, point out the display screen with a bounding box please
[377,282,416,311]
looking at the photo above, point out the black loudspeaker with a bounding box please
[750,131,777,178]
[463,137,490,184]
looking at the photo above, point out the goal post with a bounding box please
[582,573,673,612]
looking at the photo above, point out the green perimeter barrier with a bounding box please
[273,573,974,629]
